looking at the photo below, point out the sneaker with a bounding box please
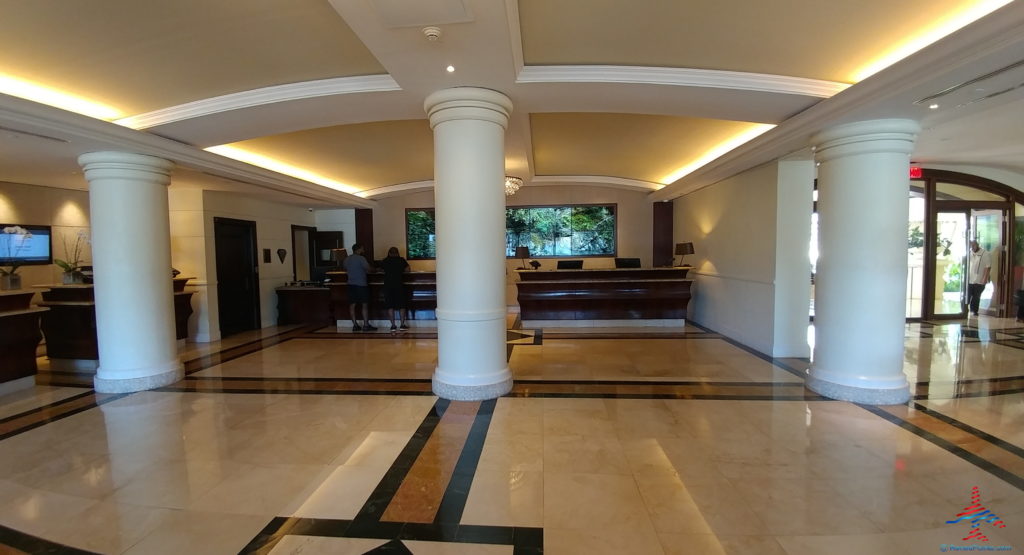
[390,324,398,332]
[399,323,409,331]
[364,324,378,332]
[351,324,362,332]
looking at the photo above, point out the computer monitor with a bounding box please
[557,259,584,269]
[614,257,641,268]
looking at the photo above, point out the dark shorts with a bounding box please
[348,285,369,304]
[383,285,406,309]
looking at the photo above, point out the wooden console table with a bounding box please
[515,267,692,321]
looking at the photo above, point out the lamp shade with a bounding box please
[674,242,695,255]
[515,246,530,258]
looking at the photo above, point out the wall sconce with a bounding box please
[674,242,694,266]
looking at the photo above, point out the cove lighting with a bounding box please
[0,74,122,120]
[851,0,1012,82]
[204,145,361,196]
[658,124,776,185]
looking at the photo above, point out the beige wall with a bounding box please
[371,185,655,305]
[674,162,780,352]
[0,181,91,294]
[200,190,317,335]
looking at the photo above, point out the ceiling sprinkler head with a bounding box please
[423,26,441,41]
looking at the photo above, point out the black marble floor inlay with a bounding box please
[858,404,1024,492]
[238,398,543,554]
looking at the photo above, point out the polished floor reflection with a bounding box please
[0,318,1022,554]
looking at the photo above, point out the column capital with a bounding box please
[424,87,513,130]
[78,151,175,186]
[812,119,920,163]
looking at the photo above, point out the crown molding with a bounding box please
[649,3,1024,202]
[115,75,401,130]
[517,65,849,98]
[0,92,375,208]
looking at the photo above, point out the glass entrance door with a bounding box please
[971,209,1006,316]
[934,211,968,317]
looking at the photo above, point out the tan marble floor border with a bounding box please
[380,401,481,523]
[863,403,1024,491]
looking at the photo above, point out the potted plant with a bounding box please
[55,231,89,284]
[0,226,32,290]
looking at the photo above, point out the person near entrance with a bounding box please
[380,246,411,332]
[343,243,376,332]
[967,240,991,317]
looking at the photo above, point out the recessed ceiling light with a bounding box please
[929,103,940,109]
[446,65,455,73]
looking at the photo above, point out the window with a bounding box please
[506,205,615,257]
[404,204,617,260]
[405,209,436,260]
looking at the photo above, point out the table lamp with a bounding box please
[674,242,694,266]
[515,246,530,269]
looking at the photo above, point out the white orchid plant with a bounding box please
[55,230,89,275]
[1,226,33,276]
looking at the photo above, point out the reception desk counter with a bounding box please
[325,271,437,322]
[34,279,195,385]
[515,267,692,322]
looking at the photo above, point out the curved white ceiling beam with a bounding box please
[129,65,846,148]
[115,75,401,130]
[530,175,663,192]
[518,65,849,98]
[358,174,662,199]
[358,180,434,199]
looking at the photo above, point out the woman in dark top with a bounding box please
[380,246,411,332]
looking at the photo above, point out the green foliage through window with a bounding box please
[406,209,436,259]
[405,205,616,259]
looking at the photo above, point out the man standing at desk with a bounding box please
[967,239,991,317]
[344,243,377,332]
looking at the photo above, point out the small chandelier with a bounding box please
[504,176,523,196]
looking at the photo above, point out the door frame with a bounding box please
[213,216,261,334]
[917,169,1011,319]
[291,224,317,282]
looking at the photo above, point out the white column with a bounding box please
[424,87,513,400]
[79,151,182,393]
[808,119,919,405]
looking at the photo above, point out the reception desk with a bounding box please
[34,279,195,385]
[326,271,437,322]
[515,267,692,323]
[0,290,47,384]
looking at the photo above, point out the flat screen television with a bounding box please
[0,224,52,266]
[557,259,584,269]
[614,257,641,268]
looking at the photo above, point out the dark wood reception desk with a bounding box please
[34,280,195,385]
[0,290,47,384]
[324,271,438,322]
[515,267,692,322]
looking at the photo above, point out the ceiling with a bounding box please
[0,0,1022,206]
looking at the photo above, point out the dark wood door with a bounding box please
[214,217,260,336]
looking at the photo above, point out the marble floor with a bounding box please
[0,317,1022,554]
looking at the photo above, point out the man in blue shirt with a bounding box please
[343,243,376,331]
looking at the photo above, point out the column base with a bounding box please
[94,363,184,393]
[432,375,513,401]
[806,374,910,405]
